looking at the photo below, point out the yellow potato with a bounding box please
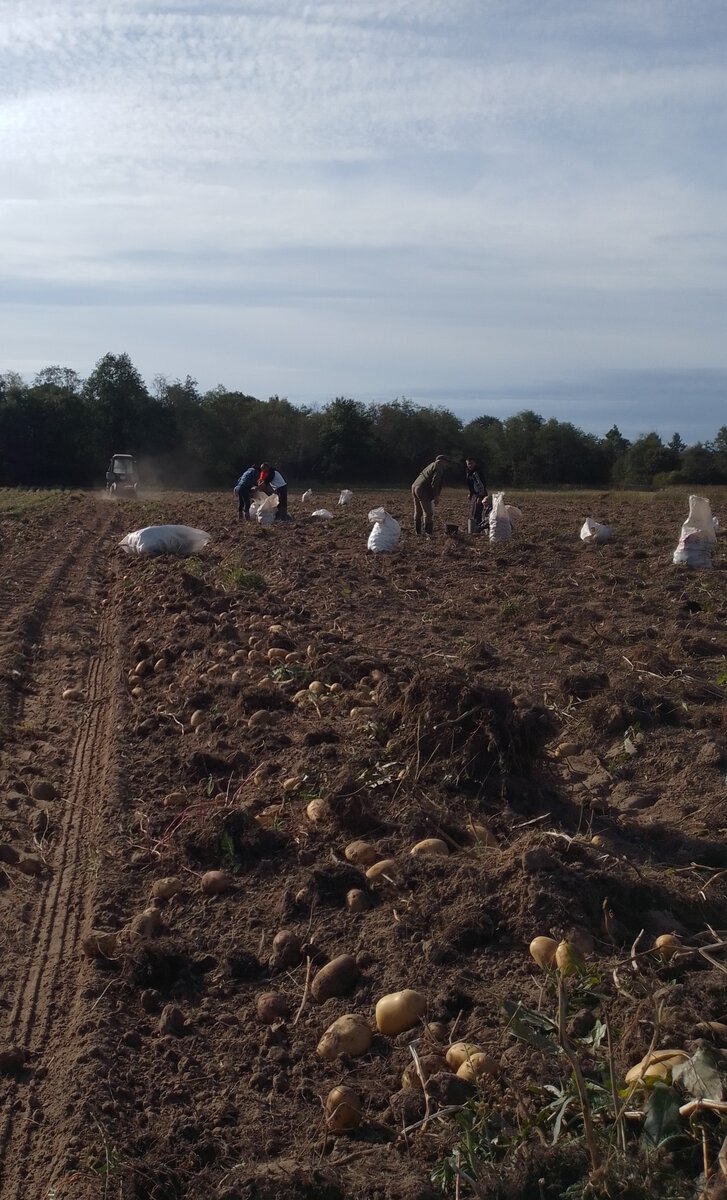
[456,1052,498,1083]
[317,1014,372,1061]
[344,840,380,867]
[365,858,397,883]
[445,1042,482,1070]
[305,798,329,822]
[325,1086,361,1133]
[151,877,183,900]
[468,822,499,848]
[529,936,558,968]
[375,989,426,1036]
[555,940,584,976]
[653,934,683,962]
[311,954,360,1003]
[410,838,449,857]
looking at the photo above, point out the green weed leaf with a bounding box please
[503,1000,558,1054]
[672,1045,724,1101]
[641,1084,682,1149]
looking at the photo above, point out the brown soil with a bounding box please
[0,487,725,1200]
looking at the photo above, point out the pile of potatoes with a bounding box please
[314,989,499,1134]
[341,825,499,900]
[528,930,685,973]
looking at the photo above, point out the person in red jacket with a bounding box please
[258,463,290,520]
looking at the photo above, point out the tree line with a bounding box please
[2,353,726,490]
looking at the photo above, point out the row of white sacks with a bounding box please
[581,494,720,569]
[118,493,720,568]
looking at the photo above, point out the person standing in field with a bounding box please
[465,457,491,529]
[411,455,448,536]
[233,465,258,520]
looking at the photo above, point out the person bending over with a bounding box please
[233,465,258,520]
[258,463,290,520]
[411,455,448,536]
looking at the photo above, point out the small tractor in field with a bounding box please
[105,454,138,495]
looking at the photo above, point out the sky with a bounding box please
[2,0,726,441]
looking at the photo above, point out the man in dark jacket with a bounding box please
[233,465,258,520]
[465,457,491,529]
[411,455,448,536]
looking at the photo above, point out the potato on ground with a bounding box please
[311,954,360,1003]
[375,989,426,1036]
[317,1014,372,1061]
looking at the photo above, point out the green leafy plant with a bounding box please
[222,566,266,592]
[218,830,243,871]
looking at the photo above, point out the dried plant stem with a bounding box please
[293,957,312,1026]
[408,1041,432,1129]
[557,976,601,1174]
[604,1015,626,1153]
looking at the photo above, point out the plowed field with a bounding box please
[0,487,725,1200]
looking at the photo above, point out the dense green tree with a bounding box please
[317,397,375,481]
[83,352,152,456]
[602,424,630,464]
[614,433,679,486]
[680,443,724,484]
[2,357,727,489]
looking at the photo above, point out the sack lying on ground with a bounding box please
[301,489,313,503]
[251,494,279,525]
[311,509,334,519]
[673,494,716,569]
[489,492,512,542]
[119,525,211,556]
[338,489,354,505]
[580,518,611,544]
[367,507,401,552]
[505,504,523,526]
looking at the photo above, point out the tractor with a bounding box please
[105,454,138,495]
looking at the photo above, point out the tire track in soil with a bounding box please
[0,502,125,1199]
[0,504,115,734]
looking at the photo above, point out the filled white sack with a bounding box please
[489,492,512,542]
[367,507,401,552]
[119,525,211,556]
[251,493,279,525]
[673,494,716,569]
[580,518,611,544]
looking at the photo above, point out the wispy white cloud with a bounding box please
[1,0,726,433]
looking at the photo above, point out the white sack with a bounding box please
[488,492,512,542]
[673,494,716,569]
[251,493,279,525]
[311,509,334,519]
[580,518,611,544]
[505,504,523,526]
[119,525,211,556]
[301,489,313,503]
[367,507,401,552]
[338,489,354,505]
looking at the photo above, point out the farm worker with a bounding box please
[411,455,448,536]
[465,457,491,529]
[258,463,290,521]
[233,465,258,521]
